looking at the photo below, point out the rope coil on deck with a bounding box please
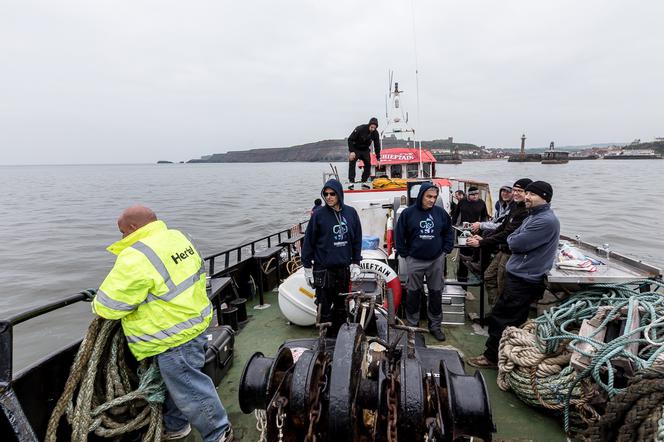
[497,280,664,437]
[585,368,664,442]
[46,317,166,441]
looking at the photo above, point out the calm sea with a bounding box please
[1,160,662,370]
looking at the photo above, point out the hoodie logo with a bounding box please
[419,215,434,234]
[419,214,435,239]
[332,216,349,247]
[333,219,348,240]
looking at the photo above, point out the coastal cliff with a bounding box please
[188,138,481,163]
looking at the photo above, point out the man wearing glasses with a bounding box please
[301,179,363,336]
[466,178,532,307]
[467,180,559,369]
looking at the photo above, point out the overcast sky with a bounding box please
[1,1,663,164]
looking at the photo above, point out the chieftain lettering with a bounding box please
[171,246,195,264]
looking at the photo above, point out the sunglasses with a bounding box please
[323,192,336,197]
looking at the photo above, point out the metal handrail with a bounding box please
[1,221,311,386]
[1,294,88,386]
[204,221,308,277]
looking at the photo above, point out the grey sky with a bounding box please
[1,1,662,164]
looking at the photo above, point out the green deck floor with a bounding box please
[181,289,568,442]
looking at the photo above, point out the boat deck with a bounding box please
[182,288,568,441]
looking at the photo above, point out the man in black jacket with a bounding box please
[452,186,488,286]
[348,117,382,187]
[466,178,532,306]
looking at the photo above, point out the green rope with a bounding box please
[528,279,664,433]
[46,318,166,441]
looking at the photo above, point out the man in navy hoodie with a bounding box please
[467,181,559,368]
[301,179,363,335]
[395,183,455,341]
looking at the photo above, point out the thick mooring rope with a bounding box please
[585,368,664,442]
[46,317,165,441]
[497,322,599,434]
[498,279,664,436]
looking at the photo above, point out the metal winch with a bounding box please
[239,292,495,441]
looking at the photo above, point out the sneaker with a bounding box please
[163,424,192,440]
[348,184,355,190]
[430,328,446,342]
[361,183,371,190]
[466,355,497,369]
[218,426,234,442]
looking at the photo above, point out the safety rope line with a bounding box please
[46,317,166,441]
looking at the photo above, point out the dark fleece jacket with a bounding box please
[451,197,489,225]
[348,124,382,160]
[301,179,363,269]
[395,182,455,260]
[479,201,529,249]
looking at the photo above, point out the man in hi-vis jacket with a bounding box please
[91,205,233,442]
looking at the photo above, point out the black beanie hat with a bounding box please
[525,180,553,202]
[369,117,379,127]
[513,178,533,190]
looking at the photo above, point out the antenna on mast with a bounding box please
[409,0,423,176]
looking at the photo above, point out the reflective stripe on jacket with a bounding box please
[92,220,211,360]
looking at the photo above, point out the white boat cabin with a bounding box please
[329,147,493,260]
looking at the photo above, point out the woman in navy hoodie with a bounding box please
[301,179,363,335]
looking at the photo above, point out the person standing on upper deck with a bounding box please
[348,117,382,189]
[301,179,363,336]
[467,181,560,368]
[395,183,455,341]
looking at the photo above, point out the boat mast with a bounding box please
[410,0,423,176]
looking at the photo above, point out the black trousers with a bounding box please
[456,247,474,289]
[314,267,350,336]
[483,272,545,362]
[348,149,372,182]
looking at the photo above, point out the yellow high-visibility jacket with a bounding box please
[92,220,211,360]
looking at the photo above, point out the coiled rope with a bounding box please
[46,317,166,441]
[585,368,664,442]
[498,279,664,436]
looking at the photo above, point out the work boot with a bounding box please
[218,426,234,442]
[429,328,446,342]
[163,424,192,440]
[466,355,497,369]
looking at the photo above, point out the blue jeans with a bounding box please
[156,334,230,442]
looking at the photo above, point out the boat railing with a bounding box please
[0,293,87,387]
[203,221,309,278]
[1,222,310,387]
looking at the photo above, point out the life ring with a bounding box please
[359,259,402,312]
